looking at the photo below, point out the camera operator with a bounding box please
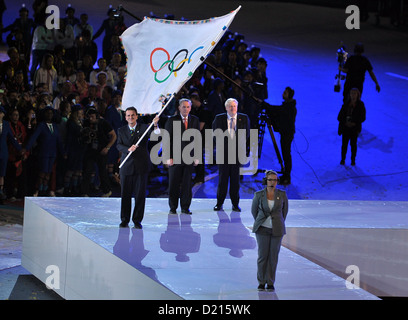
[80,107,116,197]
[339,42,380,102]
[256,87,297,185]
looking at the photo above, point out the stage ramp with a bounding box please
[21,197,400,300]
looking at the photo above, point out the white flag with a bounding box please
[120,7,240,114]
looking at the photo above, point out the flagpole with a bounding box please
[118,92,175,169]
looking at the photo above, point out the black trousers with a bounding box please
[168,164,194,211]
[120,173,148,224]
[216,163,240,207]
[280,133,294,178]
[341,130,358,161]
[81,150,111,195]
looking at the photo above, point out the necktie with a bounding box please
[48,123,53,133]
[130,128,135,136]
[229,118,235,137]
[183,117,188,130]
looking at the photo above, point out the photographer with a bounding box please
[80,107,116,197]
[256,87,297,185]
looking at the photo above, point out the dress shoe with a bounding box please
[257,284,265,291]
[213,204,223,211]
[266,284,275,291]
[181,209,192,214]
[351,159,356,166]
[232,205,241,212]
[133,222,142,229]
[169,209,177,214]
[340,160,345,165]
[119,222,128,228]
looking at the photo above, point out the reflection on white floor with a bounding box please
[23,197,408,299]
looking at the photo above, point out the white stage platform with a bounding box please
[21,197,408,300]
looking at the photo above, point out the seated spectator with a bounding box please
[58,60,77,86]
[33,53,58,95]
[0,47,29,89]
[74,70,89,101]
[78,54,94,82]
[89,58,114,88]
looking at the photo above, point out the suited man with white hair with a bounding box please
[212,98,250,212]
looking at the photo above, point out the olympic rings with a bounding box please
[150,46,204,83]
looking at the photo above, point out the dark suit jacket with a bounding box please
[212,112,250,165]
[117,122,154,176]
[25,122,64,157]
[164,114,200,165]
[251,188,288,237]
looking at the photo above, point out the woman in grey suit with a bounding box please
[251,170,288,291]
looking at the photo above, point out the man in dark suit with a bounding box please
[164,98,200,215]
[212,98,250,212]
[116,107,160,228]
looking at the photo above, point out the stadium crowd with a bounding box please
[0,4,269,201]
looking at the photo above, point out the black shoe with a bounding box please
[213,204,223,211]
[169,209,177,214]
[181,209,192,214]
[119,222,128,228]
[340,160,345,165]
[133,222,142,229]
[257,284,265,291]
[279,175,291,185]
[351,159,356,166]
[266,284,275,291]
[232,205,241,212]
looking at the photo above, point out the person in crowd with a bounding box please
[63,104,85,195]
[2,5,35,61]
[90,57,114,88]
[30,22,54,80]
[0,106,22,200]
[23,107,64,196]
[74,13,93,38]
[337,88,366,166]
[63,5,80,28]
[116,107,160,228]
[33,53,58,95]
[93,6,120,61]
[104,90,125,183]
[258,87,297,185]
[80,107,116,197]
[165,98,200,215]
[54,19,75,62]
[190,93,212,184]
[251,170,288,291]
[212,98,250,212]
[5,108,27,199]
[74,70,89,101]
[207,78,226,118]
[0,47,29,90]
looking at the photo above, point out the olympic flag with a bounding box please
[120,6,241,114]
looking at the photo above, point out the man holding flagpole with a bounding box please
[117,107,160,228]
